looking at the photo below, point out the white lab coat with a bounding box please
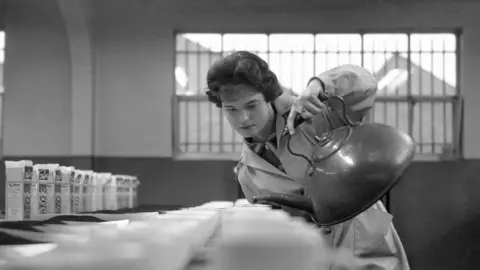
[236,64,410,269]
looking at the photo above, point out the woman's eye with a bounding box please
[246,104,257,110]
[226,107,236,112]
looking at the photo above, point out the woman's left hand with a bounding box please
[286,80,328,135]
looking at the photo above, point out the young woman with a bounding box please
[206,51,410,269]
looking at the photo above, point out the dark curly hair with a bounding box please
[206,51,283,108]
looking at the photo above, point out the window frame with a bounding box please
[0,30,5,161]
[172,30,463,162]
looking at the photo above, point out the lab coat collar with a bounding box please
[239,93,296,177]
[240,143,290,178]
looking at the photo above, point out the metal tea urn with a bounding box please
[253,96,415,226]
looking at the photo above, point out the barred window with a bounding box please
[173,32,461,160]
[0,31,5,156]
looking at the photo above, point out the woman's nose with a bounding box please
[238,110,250,122]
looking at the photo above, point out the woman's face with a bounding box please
[221,85,272,138]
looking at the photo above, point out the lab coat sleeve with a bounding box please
[315,64,378,119]
[346,203,410,270]
[306,64,378,133]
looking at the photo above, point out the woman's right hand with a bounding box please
[286,80,329,135]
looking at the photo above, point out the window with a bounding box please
[377,69,408,93]
[0,31,4,157]
[174,32,461,160]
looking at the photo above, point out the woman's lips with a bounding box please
[240,125,255,130]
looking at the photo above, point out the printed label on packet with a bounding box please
[83,174,89,211]
[38,169,49,182]
[29,183,38,217]
[23,183,31,219]
[54,184,62,214]
[70,171,75,184]
[38,184,47,215]
[54,169,62,214]
[69,171,75,213]
[6,183,22,220]
[37,168,49,215]
[55,170,62,182]
[7,183,21,195]
[24,166,33,181]
[74,173,82,212]
[82,185,88,211]
[74,186,80,213]
[75,174,81,184]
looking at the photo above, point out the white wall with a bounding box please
[3,0,71,156]
[3,0,480,158]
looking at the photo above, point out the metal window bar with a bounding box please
[174,32,461,160]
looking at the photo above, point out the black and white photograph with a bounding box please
[0,0,477,269]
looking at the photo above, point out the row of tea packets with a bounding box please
[4,160,140,221]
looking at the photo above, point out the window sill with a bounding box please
[173,152,458,162]
[414,153,462,162]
